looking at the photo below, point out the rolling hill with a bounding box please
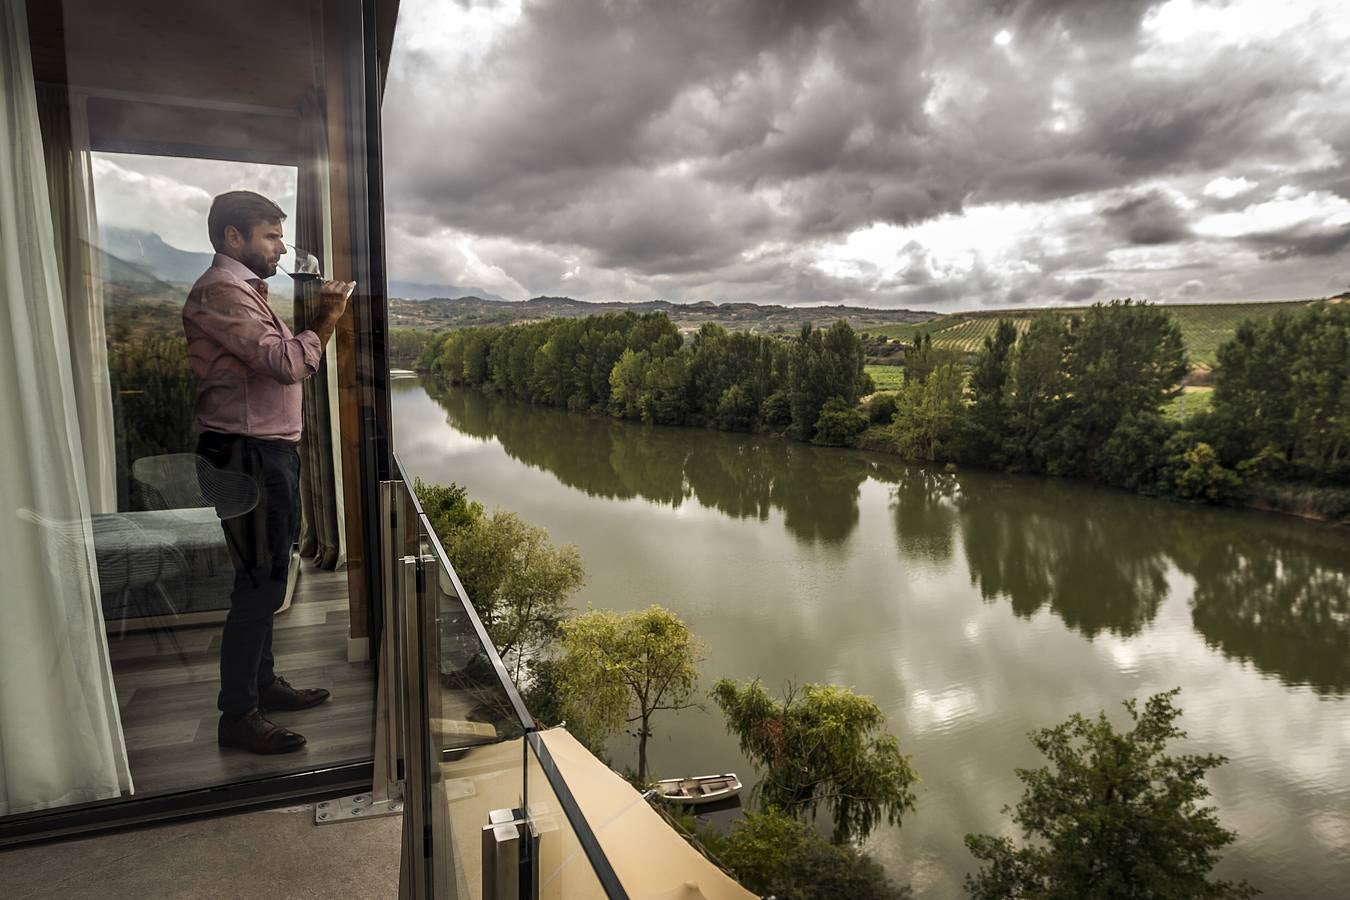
[866,299,1327,368]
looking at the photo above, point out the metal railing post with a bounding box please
[398,554,433,899]
[315,479,406,826]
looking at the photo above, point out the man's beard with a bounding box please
[241,249,277,280]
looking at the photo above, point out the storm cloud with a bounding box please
[376,0,1350,308]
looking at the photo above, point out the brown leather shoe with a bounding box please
[258,675,331,712]
[218,709,307,754]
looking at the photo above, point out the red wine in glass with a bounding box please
[285,244,323,283]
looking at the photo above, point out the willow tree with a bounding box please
[711,679,918,844]
[555,606,703,783]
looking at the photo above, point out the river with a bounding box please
[392,378,1350,898]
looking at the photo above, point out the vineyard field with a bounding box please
[866,299,1319,367]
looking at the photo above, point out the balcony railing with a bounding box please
[381,455,626,899]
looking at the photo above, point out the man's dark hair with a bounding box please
[208,191,286,252]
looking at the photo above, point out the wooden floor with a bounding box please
[107,562,375,798]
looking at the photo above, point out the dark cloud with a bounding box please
[1060,276,1106,302]
[1101,190,1192,245]
[989,0,1158,43]
[1248,226,1350,261]
[382,0,1350,308]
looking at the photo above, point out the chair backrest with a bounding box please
[132,453,209,509]
[193,454,261,519]
[132,452,260,519]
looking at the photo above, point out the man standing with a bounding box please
[183,190,354,754]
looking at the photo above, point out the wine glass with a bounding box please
[283,243,323,283]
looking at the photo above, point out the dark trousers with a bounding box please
[197,432,301,716]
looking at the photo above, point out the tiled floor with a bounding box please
[108,563,376,796]
[0,802,402,899]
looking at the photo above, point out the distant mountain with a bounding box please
[387,280,508,303]
[386,294,938,333]
[99,227,213,285]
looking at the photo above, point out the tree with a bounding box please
[108,333,197,508]
[555,605,704,783]
[415,480,585,679]
[608,347,649,419]
[1210,304,1350,479]
[413,478,482,538]
[812,396,868,446]
[1060,300,1187,479]
[444,511,584,678]
[787,321,869,440]
[965,319,1018,466]
[700,807,912,900]
[1005,315,1074,472]
[964,689,1257,900]
[1095,411,1177,494]
[710,679,918,844]
[891,363,966,462]
[901,331,959,382]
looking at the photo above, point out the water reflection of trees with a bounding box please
[955,473,1350,691]
[427,382,1350,692]
[889,467,960,564]
[427,381,868,545]
[1168,522,1350,695]
[956,476,1171,638]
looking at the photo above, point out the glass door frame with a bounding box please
[0,0,399,849]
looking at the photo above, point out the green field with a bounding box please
[865,365,905,391]
[870,300,1319,368]
[1163,387,1214,421]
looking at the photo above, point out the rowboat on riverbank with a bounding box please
[652,773,742,806]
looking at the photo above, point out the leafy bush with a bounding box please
[866,391,900,424]
[1097,412,1176,493]
[715,383,758,431]
[856,425,898,453]
[701,808,912,900]
[761,389,793,430]
[812,397,868,446]
[1171,442,1244,504]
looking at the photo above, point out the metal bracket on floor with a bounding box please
[315,785,404,825]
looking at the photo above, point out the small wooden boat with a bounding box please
[653,773,742,806]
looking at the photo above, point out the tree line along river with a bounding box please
[393,378,1350,899]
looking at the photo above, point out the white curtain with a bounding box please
[0,0,132,815]
[37,84,118,514]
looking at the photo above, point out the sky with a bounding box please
[378,0,1350,310]
[95,0,1350,311]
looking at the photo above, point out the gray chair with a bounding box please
[127,453,261,619]
[131,452,260,519]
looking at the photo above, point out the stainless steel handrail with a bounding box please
[392,451,630,899]
[526,732,631,900]
[391,452,536,732]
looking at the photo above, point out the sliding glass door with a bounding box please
[1,0,391,839]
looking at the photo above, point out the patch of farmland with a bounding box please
[868,299,1317,366]
[865,365,905,391]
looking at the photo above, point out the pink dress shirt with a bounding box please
[183,253,323,442]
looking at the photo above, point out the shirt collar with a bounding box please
[211,252,268,286]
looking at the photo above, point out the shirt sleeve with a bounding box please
[192,283,323,384]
